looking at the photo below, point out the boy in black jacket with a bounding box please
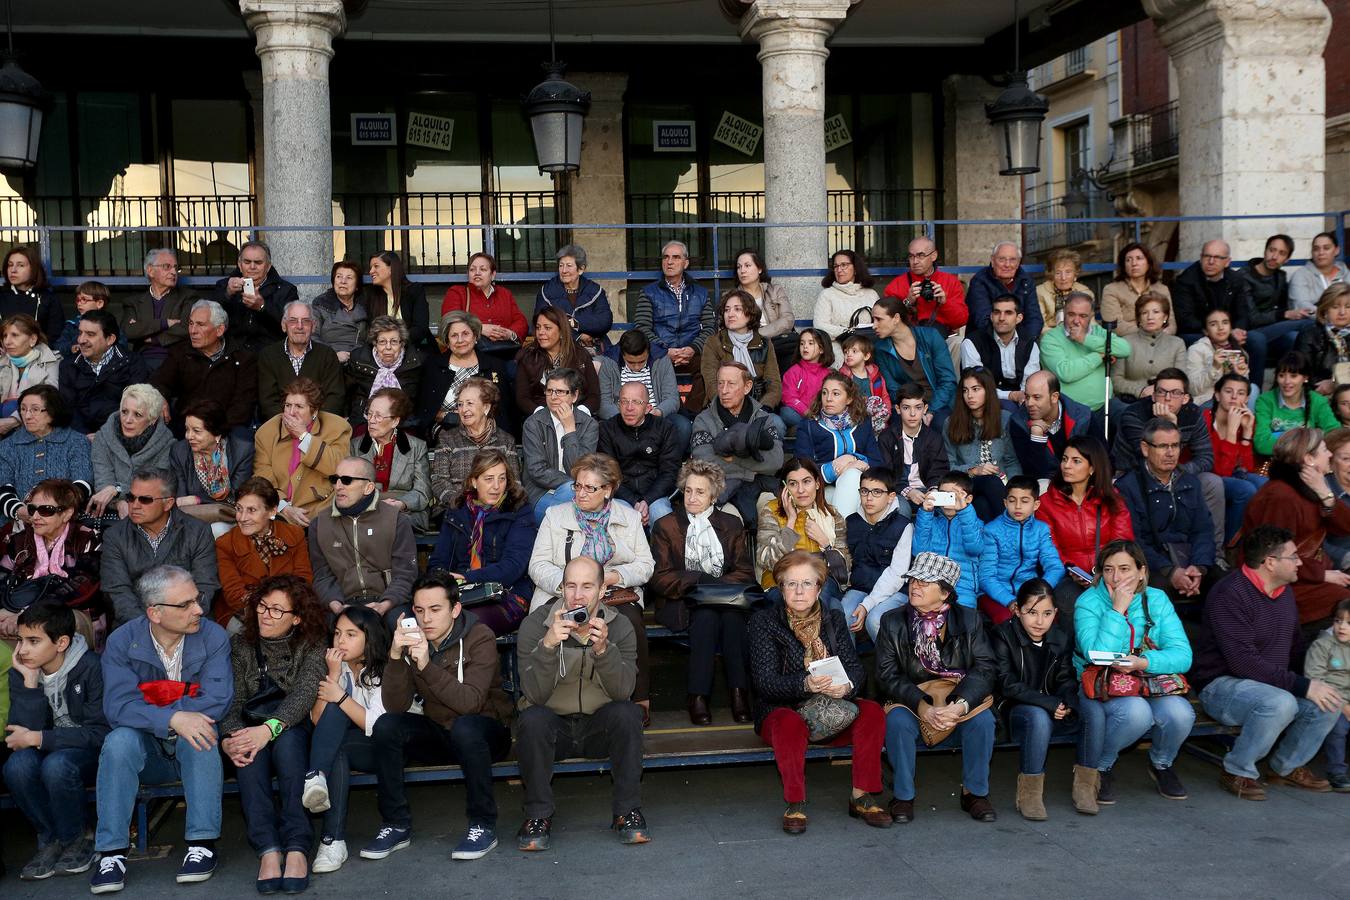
[841,470,912,640]
[3,600,109,881]
[878,383,945,517]
[990,579,1082,821]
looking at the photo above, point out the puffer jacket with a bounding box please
[1034,486,1135,574]
[635,277,715,356]
[1072,581,1193,676]
[781,360,831,417]
[516,597,638,715]
[991,616,1078,719]
[748,601,864,731]
[978,512,1066,609]
[534,275,614,347]
[875,602,995,712]
[429,500,536,603]
[796,415,882,483]
[912,505,984,608]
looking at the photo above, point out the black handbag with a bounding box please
[0,573,61,613]
[686,582,764,612]
[241,640,286,725]
[839,307,876,345]
[457,580,506,608]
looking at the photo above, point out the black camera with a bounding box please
[919,277,935,302]
[564,606,589,626]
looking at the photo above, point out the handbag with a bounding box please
[457,581,505,608]
[602,586,641,607]
[0,572,62,613]
[1080,593,1191,700]
[797,693,859,742]
[899,677,994,746]
[839,306,875,345]
[686,582,764,612]
[241,640,286,725]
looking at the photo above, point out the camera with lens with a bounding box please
[564,606,589,626]
[919,277,935,302]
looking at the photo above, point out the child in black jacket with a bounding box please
[3,600,109,880]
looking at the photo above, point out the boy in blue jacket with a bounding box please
[978,475,1066,624]
[913,471,984,608]
[841,470,911,639]
[90,565,234,895]
[4,600,109,881]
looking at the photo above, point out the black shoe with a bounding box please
[960,792,997,822]
[611,808,650,844]
[1148,763,1188,800]
[1097,769,1117,805]
[516,818,552,852]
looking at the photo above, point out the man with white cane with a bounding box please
[1039,293,1132,435]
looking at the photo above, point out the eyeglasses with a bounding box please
[1270,554,1301,562]
[572,481,607,495]
[1144,441,1182,452]
[150,263,180,272]
[365,411,395,421]
[124,492,169,505]
[328,474,373,486]
[153,594,205,611]
[374,338,403,348]
[1154,388,1187,399]
[25,503,63,517]
[544,387,573,396]
[18,406,46,416]
[257,601,295,619]
[858,488,892,498]
[781,579,820,593]
[1201,254,1230,262]
[907,251,934,260]
[832,262,854,270]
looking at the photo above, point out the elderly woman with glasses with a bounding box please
[219,574,328,894]
[430,376,521,508]
[528,452,655,724]
[351,387,431,532]
[0,478,103,639]
[343,315,424,429]
[88,383,175,523]
[0,385,92,524]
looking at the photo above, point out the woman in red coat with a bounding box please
[1238,426,1350,627]
[1034,435,1134,618]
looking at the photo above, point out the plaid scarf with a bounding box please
[250,524,288,568]
[910,604,965,678]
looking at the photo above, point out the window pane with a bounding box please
[79,92,161,275]
[405,93,483,269]
[171,99,252,269]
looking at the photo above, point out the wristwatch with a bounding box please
[264,718,285,741]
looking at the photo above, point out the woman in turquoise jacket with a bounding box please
[869,296,957,422]
[1072,539,1195,812]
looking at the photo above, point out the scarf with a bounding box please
[40,633,89,728]
[250,524,289,569]
[338,490,378,518]
[371,349,405,395]
[7,346,39,369]
[910,604,965,678]
[574,500,616,565]
[32,523,70,577]
[118,420,158,458]
[727,330,757,375]
[442,361,480,410]
[464,417,498,447]
[1327,325,1350,361]
[684,507,724,577]
[786,601,829,668]
[465,493,496,570]
[818,410,854,432]
[715,398,753,429]
[193,440,232,502]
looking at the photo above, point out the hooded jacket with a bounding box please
[383,611,513,728]
[875,602,996,713]
[7,634,109,752]
[913,505,984,609]
[516,597,638,716]
[978,511,1065,609]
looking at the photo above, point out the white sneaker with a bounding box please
[312,838,347,874]
[302,772,331,813]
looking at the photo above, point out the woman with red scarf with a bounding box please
[427,448,536,636]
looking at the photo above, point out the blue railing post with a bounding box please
[1337,211,1348,267]
[711,223,720,297]
[1133,219,1141,243]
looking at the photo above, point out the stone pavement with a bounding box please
[6,745,1350,899]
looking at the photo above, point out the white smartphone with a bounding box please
[242,277,256,295]
[929,490,956,508]
[399,617,419,632]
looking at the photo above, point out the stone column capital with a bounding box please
[738,0,859,53]
[241,0,347,53]
[1142,0,1330,57]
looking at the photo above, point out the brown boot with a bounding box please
[1016,773,1047,821]
[1072,764,1100,815]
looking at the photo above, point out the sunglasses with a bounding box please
[328,474,373,486]
[123,492,168,505]
[25,503,64,517]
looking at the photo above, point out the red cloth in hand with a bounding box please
[138,680,200,707]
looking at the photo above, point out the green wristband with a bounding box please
[264,718,285,741]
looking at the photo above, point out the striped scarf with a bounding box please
[465,494,496,570]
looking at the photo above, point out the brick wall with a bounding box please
[1119,19,1170,114]
[1327,0,1350,119]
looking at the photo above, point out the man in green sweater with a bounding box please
[1039,293,1132,412]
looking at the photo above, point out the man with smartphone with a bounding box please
[513,556,647,852]
[210,240,299,354]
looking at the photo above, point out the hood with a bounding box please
[40,632,90,685]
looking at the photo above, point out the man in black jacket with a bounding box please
[876,552,998,824]
[1172,239,1267,386]
[878,382,945,517]
[150,300,258,437]
[210,240,299,353]
[597,382,683,528]
[255,300,345,419]
[1009,370,1095,480]
[59,310,148,434]
[1240,233,1313,364]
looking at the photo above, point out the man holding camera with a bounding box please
[514,556,648,852]
[882,236,968,339]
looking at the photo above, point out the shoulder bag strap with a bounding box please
[1092,506,1102,564]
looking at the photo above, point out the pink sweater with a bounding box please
[782,360,830,415]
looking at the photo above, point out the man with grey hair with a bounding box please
[211,239,299,353]
[100,468,221,627]
[151,298,259,436]
[309,455,417,625]
[91,564,232,893]
[256,299,345,419]
[122,248,197,372]
[965,240,1042,339]
[1172,238,1267,387]
[634,239,716,409]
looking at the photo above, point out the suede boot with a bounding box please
[1072,764,1100,815]
[1016,773,1047,821]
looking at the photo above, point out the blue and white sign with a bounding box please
[351,113,397,146]
[653,120,696,152]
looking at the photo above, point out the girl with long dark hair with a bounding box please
[944,366,1021,521]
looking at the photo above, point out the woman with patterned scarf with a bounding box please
[875,551,999,825]
[0,479,103,639]
[793,372,881,518]
[168,398,254,537]
[342,316,423,429]
[1293,283,1350,395]
[528,453,655,723]
[747,550,888,834]
[215,477,313,631]
[430,377,520,508]
[428,449,537,636]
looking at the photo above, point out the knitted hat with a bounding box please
[904,552,961,593]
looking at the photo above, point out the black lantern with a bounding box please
[523,61,591,174]
[0,1,44,172]
[986,75,1048,176]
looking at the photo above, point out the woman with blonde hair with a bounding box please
[1037,249,1093,335]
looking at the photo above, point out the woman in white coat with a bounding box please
[812,249,879,361]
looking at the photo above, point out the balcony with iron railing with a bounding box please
[1029,46,1097,93]
[1024,176,1115,256]
[1105,100,1179,182]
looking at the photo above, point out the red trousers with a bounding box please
[760,699,884,803]
[978,594,1014,625]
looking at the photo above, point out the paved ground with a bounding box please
[6,743,1350,900]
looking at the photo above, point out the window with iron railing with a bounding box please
[1130,101,1179,168]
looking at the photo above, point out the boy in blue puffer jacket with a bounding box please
[978,475,1065,624]
[913,471,984,608]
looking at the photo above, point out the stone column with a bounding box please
[241,0,346,298]
[566,73,630,324]
[740,0,857,321]
[940,75,1023,270]
[1143,0,1332,261]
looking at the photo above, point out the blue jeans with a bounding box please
[3,746,99,845]
[1200,676,1343,779]
[235,723,312,856]
[1252,318,1315,368]
[840,589,905,642]
[95,727,224,852]
[779,406,805,453]
[663,411,692,455]
[372,712,511,829]
[1007,704,1085,775]
[648,496,674,526]
[309,704,379,841]
[1221,474,1266,544]
[533,482,575,525]
[1324,713,1349,777]
[1077,691,1195,770]
[885,707,995,800]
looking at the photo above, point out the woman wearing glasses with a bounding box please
[88,383,175,524]
[215,477,313,631]
[219,574,328,895]
[0,385,92,524]
[429,376,520,508]
[528,452,655,723]
[350,388,431,532]
[419,310,512,440]
[813,249,879,362]
[0,478,103,640]
[343,316,424,430]
[254,377,352,528]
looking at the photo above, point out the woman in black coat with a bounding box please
[367,250,432,351]
[168,398,254,534]
[418,309,514,439]
[343,316,423,429]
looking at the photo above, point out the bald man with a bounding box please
[1172,239,1267,387]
